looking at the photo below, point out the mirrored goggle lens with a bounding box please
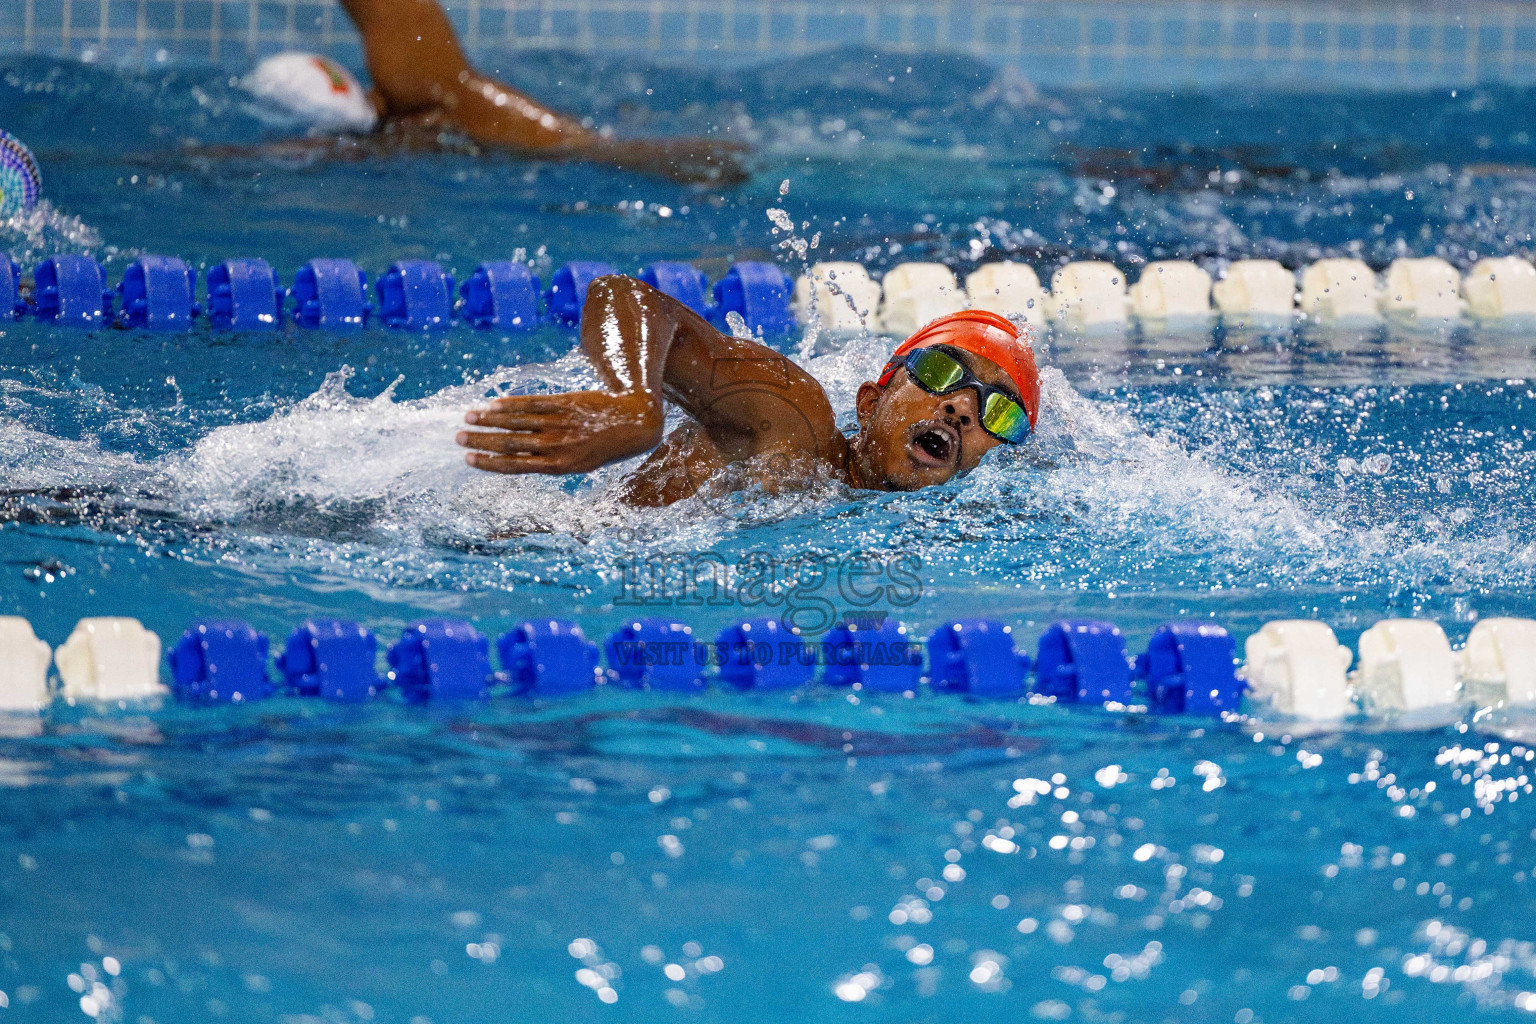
[907,348,968,393]
[981,391,1030,443]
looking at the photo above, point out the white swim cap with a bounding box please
[242,52,379,134]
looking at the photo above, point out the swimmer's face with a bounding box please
[852,347,1015,491]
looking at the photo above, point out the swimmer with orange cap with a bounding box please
[457,276,1039,506]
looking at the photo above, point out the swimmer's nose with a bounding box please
[942,390,979,428]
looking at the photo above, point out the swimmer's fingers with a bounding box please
[465,407,577,430]
[463,451,565,475]
[456,428,572,455]
[457,428,574,470]
[472,396,569,417]
[482,395,569,412]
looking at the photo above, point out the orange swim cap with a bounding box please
[883,310,1040,428]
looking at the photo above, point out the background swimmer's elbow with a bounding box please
[338,0,576,145]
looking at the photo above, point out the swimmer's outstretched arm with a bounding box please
[457,276,838,475]
[338,0,746,184]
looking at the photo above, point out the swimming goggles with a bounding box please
[878,344,1032,444]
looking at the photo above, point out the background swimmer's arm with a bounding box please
[338,0,746,184]
[458,276,836,475]
[339,0,571,149]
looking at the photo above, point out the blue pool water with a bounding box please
[2,50,1536,1022]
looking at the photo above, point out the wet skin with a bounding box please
[455,276,1018,506]
[334,0,747,185]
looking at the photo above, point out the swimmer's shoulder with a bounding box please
[705,341,841,450]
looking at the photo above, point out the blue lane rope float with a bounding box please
[926,619,1030,696]
[277,619,382,701]
[459,261,540,330]
[1035,620,1135,705]
[544,260,618,327]
[0,129,42,219]
[33,254,111,326]
[639,261,710,316]
[498,619,603,696]
[376,260,455,331]
[206,258,285,330]
[716,618,817,690]
[604,619,708,691]
[167,620,275,703]
[116,256,200,330]
[1136,621,1244,714]
[292,258,371,329]
[709,261,795,336]
[821,618,923,692]
[386,620,492,701]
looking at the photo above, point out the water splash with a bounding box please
[0,200,103,266]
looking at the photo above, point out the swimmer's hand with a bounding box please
[590,136,750,186]
[457,391,664,475]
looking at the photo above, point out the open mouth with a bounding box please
[905,420,960,468]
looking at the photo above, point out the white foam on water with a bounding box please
[162,354,652,541]
[1023,371,1347,560]
[0,200,104,267]
[172,369,486,530]
[0,419,147,491]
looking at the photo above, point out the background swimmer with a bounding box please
[456,277,1040,506]
[218,0,747,184]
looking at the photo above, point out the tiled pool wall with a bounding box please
[2,0,1535,90]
